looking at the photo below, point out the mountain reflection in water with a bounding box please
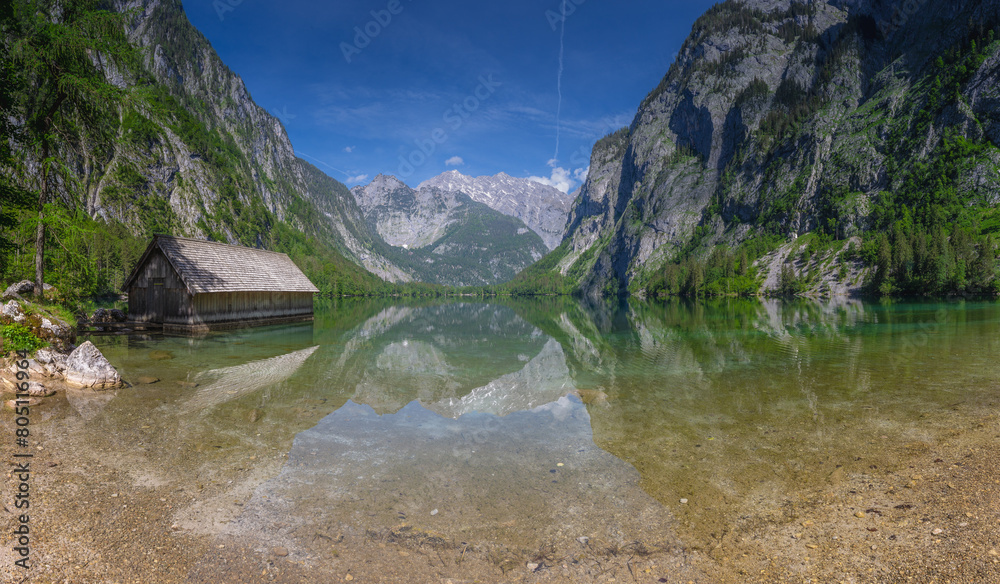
[81,296,1000,560]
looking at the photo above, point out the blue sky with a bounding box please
[185,0,718,192]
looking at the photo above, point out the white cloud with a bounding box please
[528,162,590,194]
[346,174,369,184]
[445,156,464,167]
[344,146,355,153]
[528,166,574,193]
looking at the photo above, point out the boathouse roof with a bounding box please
[122,235,320,295]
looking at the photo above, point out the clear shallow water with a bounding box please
[80,297,1000,559]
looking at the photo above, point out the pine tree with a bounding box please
[0,1,35,274]
[8,0,135,298]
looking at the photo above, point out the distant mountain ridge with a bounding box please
[350,175,548,286]
[418,170,573,250]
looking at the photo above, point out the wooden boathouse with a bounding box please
[122,235,319,333]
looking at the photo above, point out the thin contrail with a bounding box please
[553,0,567,164]
[295,151,351,177]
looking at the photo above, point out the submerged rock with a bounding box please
[64,388,116,420]
[24,381,55,397]
[64,341,125,389]
[4,397,40,409]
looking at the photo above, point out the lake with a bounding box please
[8,297,1000,582]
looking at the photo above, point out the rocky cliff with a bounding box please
[417,170,573,250]
[548,0,1000,295]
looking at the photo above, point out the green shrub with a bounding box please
[1,323,47,353]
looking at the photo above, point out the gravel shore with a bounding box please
[2,384,998,584]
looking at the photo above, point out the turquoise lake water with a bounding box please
[78,297,1000,566]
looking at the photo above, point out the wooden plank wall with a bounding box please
[187,292,313,325]
[127,247,314,327]
[128,249,192,323]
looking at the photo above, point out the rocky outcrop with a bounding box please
[2,300,26,324]
[63,341,125,390]
[3,280,33,299]
[417,171,574,250]
[0,299,76,352]
[34,348,69,377]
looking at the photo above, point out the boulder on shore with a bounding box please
[63,341,124,390]
[34,348,68,376]
[91,308,127,323]
[2,280,55,300]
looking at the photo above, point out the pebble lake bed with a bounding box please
[2,297,1000,583]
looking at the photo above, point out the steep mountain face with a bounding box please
[3,0,415,291]
[353,175,465,249]
[417,170,573,250]
[548,0,1000,294]
[351,175,548,286]
[116,0,422,282]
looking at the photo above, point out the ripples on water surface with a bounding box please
[80,297,1000,571]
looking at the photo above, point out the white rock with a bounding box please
[40,316,72,339]
[1,300,26,323]
[63,341,124,389]
[4,397,40,409]
[34,349,67,374]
